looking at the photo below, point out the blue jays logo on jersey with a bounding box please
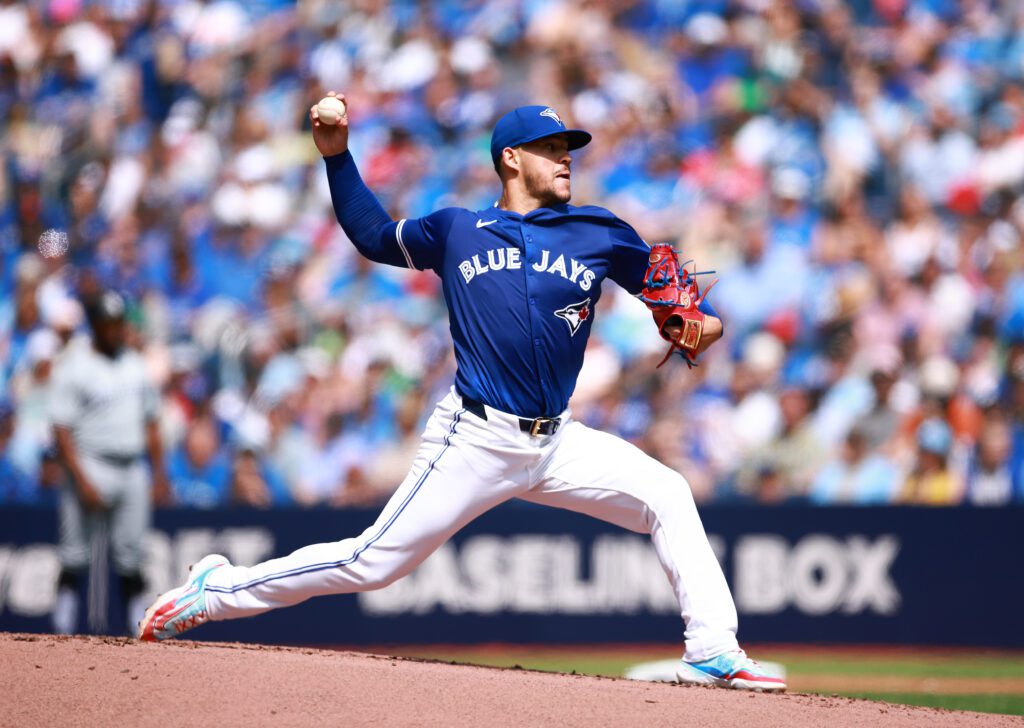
[554,298,591,336]
[539,108,564,126]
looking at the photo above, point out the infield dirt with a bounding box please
[2,633,1021,727]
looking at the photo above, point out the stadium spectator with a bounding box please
[2,255,44,390]
[0,0,1021,508]
[6,328,59,484]
[899,418,964,505]
[964,412,1016,506]
[357,389,428,504]
[297,411,365,506]
[854,366,902,453]
[0,399,34,504]
[167,414,231,508]
[809,428,901,505]
[737,387,826,499]
[229,448,290,508]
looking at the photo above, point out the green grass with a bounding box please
[405,650,1024,680]
[840,692,1024,716]
[754,653,1024,680]
[393,648,1024,717]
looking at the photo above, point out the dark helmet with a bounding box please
[84,290,127,329]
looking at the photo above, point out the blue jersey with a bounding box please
[382,205,650,417]
[325,152,654,418]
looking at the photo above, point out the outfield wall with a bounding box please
[1,504,1021,647]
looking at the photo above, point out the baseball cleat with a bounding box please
[676,649,787,692]
[137,554,229,642]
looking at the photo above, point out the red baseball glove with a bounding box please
[640,244,717,368]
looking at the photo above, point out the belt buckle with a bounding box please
[530,418,552,437]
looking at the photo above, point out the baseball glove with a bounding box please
[640,243,717,368]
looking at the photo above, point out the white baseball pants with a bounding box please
[204,388,739,661]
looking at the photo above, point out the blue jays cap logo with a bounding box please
[554,298,591,336]
[539,108,564,126]
[490,105,592,167]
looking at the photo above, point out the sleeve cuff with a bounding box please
[323,150,353,169]
[698,298,719,319]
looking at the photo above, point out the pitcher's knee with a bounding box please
[352,552,420,591]
[359,571,401,591]
[644,472,697,517]
[667,471,697,500]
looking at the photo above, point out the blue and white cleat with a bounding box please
[676,649,787,692]
[138,554,229,642]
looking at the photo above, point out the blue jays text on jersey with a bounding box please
[325,150,653,418]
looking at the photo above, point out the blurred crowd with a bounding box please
[2,0,1023,509]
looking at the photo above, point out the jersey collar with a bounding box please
[486,203,572,221]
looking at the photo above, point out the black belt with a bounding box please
[458,390,561,437]
[93,452,144,467]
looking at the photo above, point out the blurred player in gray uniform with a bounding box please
[50,291,170,634]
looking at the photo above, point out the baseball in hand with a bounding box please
[316,96,347,125]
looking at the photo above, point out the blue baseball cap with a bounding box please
[490,105,592,169]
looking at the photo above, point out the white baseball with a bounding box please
[316,96,347,125]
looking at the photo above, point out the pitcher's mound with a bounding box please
[2,633,1017,727]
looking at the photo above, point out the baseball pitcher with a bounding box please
[139,98,785,691]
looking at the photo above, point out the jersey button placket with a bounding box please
[524,230,538,315]
[522,223,546,406]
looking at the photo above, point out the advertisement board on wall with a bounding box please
[1,505,1020,647]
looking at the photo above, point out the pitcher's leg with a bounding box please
[204,404,523,621]
[525,421,738,662]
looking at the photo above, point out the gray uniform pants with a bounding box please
[58,454,151,576]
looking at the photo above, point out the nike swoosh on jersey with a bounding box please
[476,219,497,228]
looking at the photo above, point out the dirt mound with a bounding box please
[2,633,1019,727]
